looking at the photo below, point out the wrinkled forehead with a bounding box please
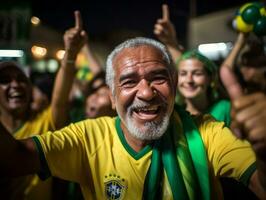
[113,45,167,71]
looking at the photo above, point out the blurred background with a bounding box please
[0,0,261,77]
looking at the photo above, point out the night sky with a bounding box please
[4,0,251,47]
[30,0,250,35]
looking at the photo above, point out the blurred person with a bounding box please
[154,4,230,126]
[222,32,266,94]
[68,38,103,123]
[31,74,54,113]
[0,10,87,200]
[1,37,266,200]
[31,86,49,113]
[85,71,116,118]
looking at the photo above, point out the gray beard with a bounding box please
[118,100,170,141]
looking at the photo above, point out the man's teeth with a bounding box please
[136,105,158,112]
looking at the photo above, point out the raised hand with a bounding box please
[63,10,88,59]
[220,66,266,159]
[154,4,178,47]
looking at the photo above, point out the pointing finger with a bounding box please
[162,4,169,21]
[74,10,83,30]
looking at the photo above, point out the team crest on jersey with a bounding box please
[104,174,127,200]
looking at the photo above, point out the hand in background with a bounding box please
[154,4,178,48]
[63,11,88,60]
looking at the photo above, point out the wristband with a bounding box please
[65,59,75,64]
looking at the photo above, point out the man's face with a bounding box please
[111,45,176,141]
[0,67,32,115]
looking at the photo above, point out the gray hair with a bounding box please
[105,37,175,94]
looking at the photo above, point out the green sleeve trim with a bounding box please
[32,136,51,180]
[239,162,257,186]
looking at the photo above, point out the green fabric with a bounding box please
[172,119,199,199]
[176,106,210,200]
[32,136,51,180]
[207,100,231,127]
[115,106,209,200]
[115,117,152,160]
[161,126,189,200]
[143,140,163,200]
[239,162,257,186]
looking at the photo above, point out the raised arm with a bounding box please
[220,66,266,199]
[0,123,40,177]
[154,4,184,62]
[221,32,247,70]
[82,42,102,76]
[51,11,88,129]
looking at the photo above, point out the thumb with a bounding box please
[220,66,243,100]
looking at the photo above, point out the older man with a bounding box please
[1,37,266,200]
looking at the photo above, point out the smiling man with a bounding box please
[1,37,266,200]
[106,43,176,151]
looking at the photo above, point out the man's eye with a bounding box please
[152,76,167,84]
[121,80,137,88]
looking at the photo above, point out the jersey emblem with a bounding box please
[104,174,126,200]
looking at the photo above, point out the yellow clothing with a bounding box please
[3,107,55,200]
[34,113,256,200]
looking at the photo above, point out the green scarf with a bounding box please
[143,106,210,200]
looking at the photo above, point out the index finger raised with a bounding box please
[162,4,170,21]
[74,10,83,30]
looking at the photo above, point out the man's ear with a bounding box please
[109,90,116,110]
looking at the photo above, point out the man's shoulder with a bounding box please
[72,116,117,138]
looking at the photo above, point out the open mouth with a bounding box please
[132,105,161,121]
[8,91,25,102]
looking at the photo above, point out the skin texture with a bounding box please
[220,66,266,199]
[85,86,115,118]
[110,45,177,152]
[154,4,183,62]
[178,58,210,101]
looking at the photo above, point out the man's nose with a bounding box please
[136,80,156,101]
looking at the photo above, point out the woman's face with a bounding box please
[177,58,210,100]
[85,86,114,118]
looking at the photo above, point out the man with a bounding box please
[1,37,266,199]
[0,11,87,199]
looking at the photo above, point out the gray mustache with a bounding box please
[128,99,168,114]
